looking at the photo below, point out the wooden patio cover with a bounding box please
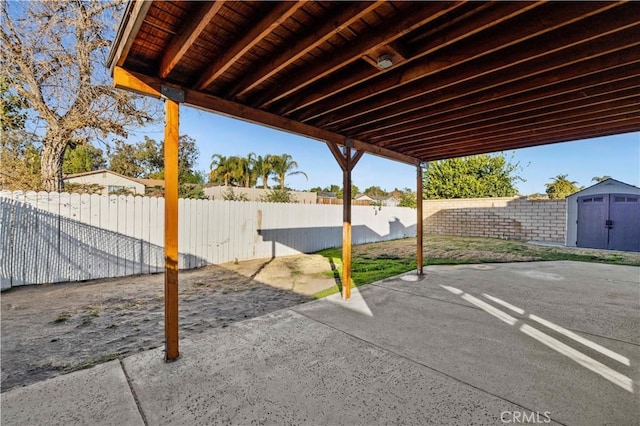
[109,1,640,360]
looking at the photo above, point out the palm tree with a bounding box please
[254,154,274,189]
[591,175,611,183]
[271,154,307,189]
[210,154,232,186]
[241,152,256,188]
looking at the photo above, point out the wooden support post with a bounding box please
[417,164,424,275]
[164,98,180,361]
[327,142,362,300]
[342,146,352,300]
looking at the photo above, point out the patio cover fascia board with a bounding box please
[113,67,420,166]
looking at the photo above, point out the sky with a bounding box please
[127,102,640,196]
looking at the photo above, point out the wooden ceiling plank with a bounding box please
[388,102,640,150]
[309,2,627,128]
[356,64,640,140]
[255,1,464,109]
[406,116,640,158]
[368,77,640,144]
[114,67,418,166]
[159,2,226,78]
[229,1,384,100]
[380,89,640,146]
[335,44,640,135]
[196,2,305,90]
[289,1,542,120]
[414,124,640,162]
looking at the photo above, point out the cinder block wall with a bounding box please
[423,197,566,243]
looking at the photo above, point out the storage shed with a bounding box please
[566,179,640,251]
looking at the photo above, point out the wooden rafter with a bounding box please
[255,1,464,109]
[307,2,624,127]
[396,103,639,152]
[361,65,640,142]
[229,1,384,100]
[159,1,225,78]
[288,1,541,119]
[382,94,640,147]
[338,45,640,135]
[196,2,305,90]
[407,118,640,159]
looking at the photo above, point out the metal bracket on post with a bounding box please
[161,85,185,103]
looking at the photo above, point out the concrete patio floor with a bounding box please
[2,261,638,425]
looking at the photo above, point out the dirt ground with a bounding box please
[2,237,637,392]
[1,254,336,392]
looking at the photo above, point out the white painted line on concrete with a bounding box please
[481,293,631,367]
[529,314,631,367]
[461,294,518,326]
[520,324,634,393]
[440,285,463,295]
[482,293,525,315]
[441,286,634,393]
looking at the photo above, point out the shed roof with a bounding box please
[109,1,640,165]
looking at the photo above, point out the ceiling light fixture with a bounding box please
[377,54,393,69]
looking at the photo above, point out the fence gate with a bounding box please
[577,194,640,251]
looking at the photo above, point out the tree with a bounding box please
[591,175,611,183]
[0,76,41,190]
[424,153,524,199]
[1,1,155,191]
[398,188,417,208]
[0,130,41,190]
[108,140,144,178]
[271,153,307,189]
[254,154,274,189]
[364,186,387,197]
[62,142,106,174]
[0,76,28,132]
[545,174,582,199]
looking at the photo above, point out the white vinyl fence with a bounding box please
[0,191,416,289]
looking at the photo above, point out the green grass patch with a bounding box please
[312,236,639,299]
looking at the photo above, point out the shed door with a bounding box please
[577,195,608,249]
[608,194,640,251]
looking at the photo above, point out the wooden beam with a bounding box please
[417,165,424,275]
[327,142,347,171]
[368,77,640,143]
[256,2,463,109]
[113,67,419,166]
[159,1,225,78]
[230,1,383,99]
[108,0,152,71]
[342,146,352,300]
[312,3,629,128]
[351,150,365,169]
[196,2,305,90]
[164,98,180,361]
[113,66,161,98]
[358,63,640,141]
[338,44,640,135]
